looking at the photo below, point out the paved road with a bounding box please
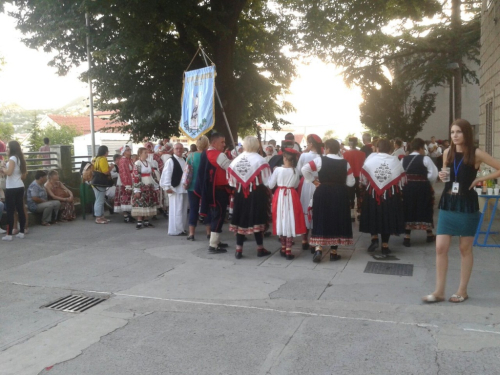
[1,196,499,374]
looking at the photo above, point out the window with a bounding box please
[485,101,493,155]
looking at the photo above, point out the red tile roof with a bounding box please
[47,115,124,135]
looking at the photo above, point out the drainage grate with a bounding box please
[364,261,413,276]
[42,295,106,313]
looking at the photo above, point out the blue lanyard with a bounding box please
[453,156,463,182]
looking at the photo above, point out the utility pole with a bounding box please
[85,12,96,157]
[451,0,462,120]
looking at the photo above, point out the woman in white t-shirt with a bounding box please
[0,141,27,241]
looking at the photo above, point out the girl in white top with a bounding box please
[267,148,306,260]
[0,141,27,240]
[297,134,323,250]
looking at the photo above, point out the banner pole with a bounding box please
[198,44,238,153]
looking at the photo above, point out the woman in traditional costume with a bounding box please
[359,139,406,254]
[302,139,354,262]
[144,141,164,218]
[401,138,438,247]
[297,134,323,250]
[131,147,159,229]
[114,145,135,223]
[228,136,272,259]
[267,148,306,260]
[423,119,500,303]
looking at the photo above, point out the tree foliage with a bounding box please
[359,76,436,140]
[3,0,299,142]
[0,120,14,141]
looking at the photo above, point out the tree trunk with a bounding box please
[209,0,247,146]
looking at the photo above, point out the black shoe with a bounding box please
[330,253,341,261]
[280,249,286,257]
[208,246,227,254]
[367,241,379,252]
[313,250,322,263]
[426,235,436,243]
[381,247,392,255]
[218,242,228,248]
[144,222,155,228]
[163,212,169,219]
[136,223,143,230]
[124,216,133,223]
[302,242,309,250]
[310,246,315,254]
[286,253,295,260]
[403,238,411,247]
[257,248,271,257]
[152,215,158,221]
[186,235,195,241]
[235,251,242,259]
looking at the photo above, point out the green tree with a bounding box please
[4,0,299,142]
[0,121,14,142]
[359,76,436,140]
[27,112,43,152]
[289,0,480,125]
[323,129,336,142]
[41,124,82,148]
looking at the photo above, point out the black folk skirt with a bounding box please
[402,181,434,230]
[359,190,405,235]
[310,184,353,246]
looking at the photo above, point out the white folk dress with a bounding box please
[297,151,319,229]
[267,167,307,238]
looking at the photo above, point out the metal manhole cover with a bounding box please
[42,295,107,313]
[364,261,413,276]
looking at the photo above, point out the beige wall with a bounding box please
[480,1,500,158]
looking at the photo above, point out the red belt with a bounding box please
[141,173,151,177]
[407,174,427,182]
[277,186,293,195]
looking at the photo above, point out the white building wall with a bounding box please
[416,77,480,142]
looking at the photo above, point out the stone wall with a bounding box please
[480,1,500,158]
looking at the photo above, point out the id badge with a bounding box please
[452,182,460,193]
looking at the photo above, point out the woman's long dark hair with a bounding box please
[97,145,109,157]
[7,140,27,175]
[446,119,475,166]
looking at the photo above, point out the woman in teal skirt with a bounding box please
[423,119,500,303]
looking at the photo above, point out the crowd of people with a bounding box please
[2,119,500,304]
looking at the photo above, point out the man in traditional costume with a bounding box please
[194,132,232,254]
[161,143,188,235]
[342,137,366,222]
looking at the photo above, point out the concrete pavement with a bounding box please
[0,199,499,374]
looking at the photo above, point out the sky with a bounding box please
[0,7,365,139]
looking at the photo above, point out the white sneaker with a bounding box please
[16,233,25,239]
[0,228,5,234]
[2,235,12,241]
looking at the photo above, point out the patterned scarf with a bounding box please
[227,151,271,197]
[360,153,406,203]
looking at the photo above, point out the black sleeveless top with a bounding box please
[402,154,427,176]
[438,152,479,213]
[318,156,347,184]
